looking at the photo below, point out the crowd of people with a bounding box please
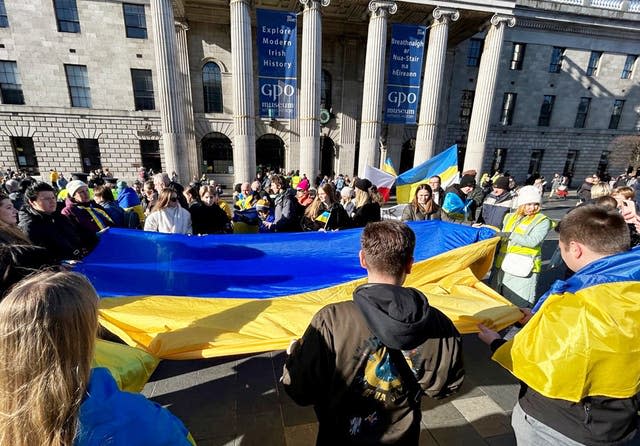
[0,164,638,445]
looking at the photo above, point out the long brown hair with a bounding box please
[0,271,99,446]
[0,193,30,244]
[304,183,337,219]
[410,184,437,214]
[151,188,177,213]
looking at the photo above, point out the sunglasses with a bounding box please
[170,196,178,202]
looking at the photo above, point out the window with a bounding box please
[597,151,610,178]
[459,90,475,127]
[609,99,625,130]
[78,139,101,173]
[563,150,578,183]
[53,0,80,33]
[321,69,332,110]
[123,4,147,39]
[467,39,483,67]
[499,92,517,126]
[140,140,161,172]
[621,55,637,79]
[574,97,591,128]
[0,0,9,28]
[11,137,39,175]
[510,43,526,70]
[549,47,565,73]
[131,69,154,110]
[586,51,602,77]
[491,148,507,175]
[528,150,544,176]
[537,95,555,127]
[202,62,223,113]
[0,61,24,105]
[64,64,91,108]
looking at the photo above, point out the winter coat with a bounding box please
[282,284,463,445]
[144,206,192,235]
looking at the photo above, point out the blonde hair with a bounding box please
[151,188,177,212]
[514,203,540,218]
[0,271,99,446]
[354,188,371,208]
[612,186,635,200]
[590,183,612,199]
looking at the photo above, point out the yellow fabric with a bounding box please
[396,165,458,203]
[125,204,145,224]
[495,213,548,273]
[492,282,640,402]
[98,237,521,360]
[219,200,233,219]
[92,339,160,392]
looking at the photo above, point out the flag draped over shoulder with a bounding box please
[76,223,521,360]
[396,144,459,204]
[492,248,640,402]
[364,165,396,202]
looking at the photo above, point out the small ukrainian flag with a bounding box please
[315,211,330,224]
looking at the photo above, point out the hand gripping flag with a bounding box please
[396,144,459,204]
[75,224,521,360]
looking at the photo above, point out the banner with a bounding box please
[256,9,297,119]
[385,24,427,124]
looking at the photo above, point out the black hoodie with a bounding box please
[283,283,463,445]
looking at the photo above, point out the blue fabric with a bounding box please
[76,368,191,445]
[532,246,640,313]
[396,145,457,186]
[76,221,495,299]
[116,187,141,208]
[442,192,472,215]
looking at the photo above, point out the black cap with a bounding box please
[354,178,372,192]
[493,176,510,190]
[460,175,476,188]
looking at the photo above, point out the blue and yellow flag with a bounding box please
[396,145,459,204]
[315,210,330,224]
[383,157,398,177]
[76,223,520,359]
[493,247,640,402]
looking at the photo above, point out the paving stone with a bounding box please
[451,395,512,438]
[284,422,318,446]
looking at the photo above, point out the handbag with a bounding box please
[501,252,534,277]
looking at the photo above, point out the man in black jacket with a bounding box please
[18,182,93,263]
[282,221,463,445]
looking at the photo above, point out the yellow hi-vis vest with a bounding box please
[495,212,549,273]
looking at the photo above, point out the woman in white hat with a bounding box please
[491,185,552,307]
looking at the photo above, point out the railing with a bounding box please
[545,0,639,11]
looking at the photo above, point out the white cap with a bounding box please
[66,180,88,198]
[516,185,542,206]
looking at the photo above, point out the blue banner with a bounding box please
[385,24,427,124]
[256,9,297,119]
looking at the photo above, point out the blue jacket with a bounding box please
[76,368,192,445]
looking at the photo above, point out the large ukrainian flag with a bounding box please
[77,222,521,360]
[396,144,459,204]
[492,247,640,401]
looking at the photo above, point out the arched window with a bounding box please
[321,69,332,110]
[203,62,223,113]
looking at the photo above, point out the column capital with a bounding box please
[174,19,189,32]
[432,7,459,23]
[229,0,252,6]
[299,0,330,8]
[368,1,397,16]
[490,13,516,28]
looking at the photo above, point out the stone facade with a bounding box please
[0,0,638,188]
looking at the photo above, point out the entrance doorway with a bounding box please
[201,132,233,175]
[256,134,285,172]
[320,136,335,176]
[399,139,415,173]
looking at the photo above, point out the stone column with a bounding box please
[230,0,256,184]
[150,0,188,182]
[414,7,459,165]
[175,20,199,181]
[464,14,515,172]
[298,0,330,179]
[357,1,397,177]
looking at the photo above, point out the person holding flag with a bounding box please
[301,183,349,231]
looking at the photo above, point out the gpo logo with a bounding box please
[388,90,417,108]
[261,83,295,101]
